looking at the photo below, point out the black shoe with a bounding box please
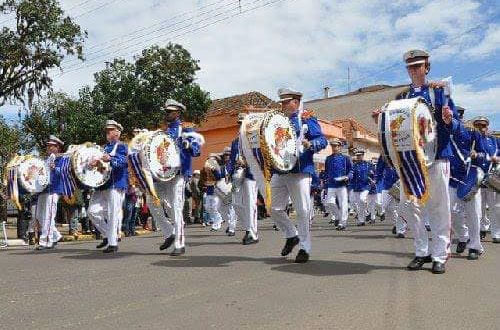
[396,233,405,238]
[456,241,467,254]
[294,249,309,263]
[28,232,35,246]
[273,224,279,231]
[336,225,346,231]
[159,235,175,251]
[467,249,479,260]
[227,231,235,237]
[103,245,118,254]
[357,222,365,227]
[380,213,385,221]
[281,236,300,256]
[225,227,230,234]
[493,238,500,243]
[210,228,218,232]
[323,212,329,218]
[392,226,397,235]
[36,245,52,251]
[328,219,336,224]
[334,220,339,227]
[242,235,259,245]
[425,224,431,232]
[431,261,446,274]
[407,255,432,270]
[365,215,371,222]
[170,247,186,256]
[480,231,487,240]
[96,238,108,249]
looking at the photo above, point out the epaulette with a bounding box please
[301,109,315,120]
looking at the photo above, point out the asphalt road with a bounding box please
[1,215,499,330]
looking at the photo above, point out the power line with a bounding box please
[60,0,285,76]
[73,0,125,19]
[63,0,234,66]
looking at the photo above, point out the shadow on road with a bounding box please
[342,250,414,258]
[150,255,402,276]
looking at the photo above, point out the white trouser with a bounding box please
[398,160,451,263]
[148,175,186,249]
[382,190,406,234]
[233,179,258,239]
[325,187,348,227]
[35,193,61,247]
[482,188,499,239]
[205,194,223,230]
[480,189,491,231]
[450,187,469,243]
[88,188,125,246]
[219,201,236,232]
[270,173,312,253]
[367,193,379,221]
[352,190,369,224]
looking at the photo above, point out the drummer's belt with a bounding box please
[380,110,430,205]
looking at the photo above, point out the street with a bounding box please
[1,216,499,330]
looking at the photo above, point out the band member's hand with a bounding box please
[182,140,190,149]
[442,105,452,125]
[492,156,499,164]
[49,162,55,169]
[302,140,311,149]
[102,154,111,162]
[343,176,349,182]
[470,150,477,159]
[89,159,99,167]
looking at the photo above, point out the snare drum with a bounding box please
[457,166,485,201]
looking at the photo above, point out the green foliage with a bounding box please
[23,91,106,153]
[91,43,211,136]
[0,0,87,105]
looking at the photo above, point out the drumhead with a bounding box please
[144,131,180,182]
[17,156,49,193]
[261,111,297,172]
[71,143,111,188]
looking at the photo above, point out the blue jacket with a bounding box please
[166,119,202,178]
[375,156,399,190]
[397,85,458,160]
[324,153,352,188]
[448,123,471,189]
[287,112,327,175]
[450,120,498,173]
[228,137,254,180]
[100,141,129,190]
[43,156,65,195]
[351,160,373,192]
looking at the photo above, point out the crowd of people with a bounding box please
[18,47,498,275]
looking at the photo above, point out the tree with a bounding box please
[23,91,106,152]
[0,117,23,220]
[0,0,87,106]
[91,43,211,136]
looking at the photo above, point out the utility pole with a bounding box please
[347,66,351,93]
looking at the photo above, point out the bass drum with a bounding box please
[130,130,180,182]
[71,143,111,188]
[243,111,297,173]
[8,155,50,194]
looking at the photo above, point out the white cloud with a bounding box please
[464,23,500,59]
[453,83,500,115]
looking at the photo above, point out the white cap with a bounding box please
[105,120,123,131]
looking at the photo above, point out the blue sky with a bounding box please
[1,0,499,128]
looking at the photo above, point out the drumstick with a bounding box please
[466,140,476,176]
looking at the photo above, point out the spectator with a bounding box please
[123,185,139,236]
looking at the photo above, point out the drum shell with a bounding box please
[484,164,500,192]
[14,156,50,194]
[457,166,484,201]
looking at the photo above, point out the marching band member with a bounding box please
[394,49,458,274]
[271,88,327,263]
[88,120,129,253]
[150,99,202,256]
[203,153,225,231]
[367,157,381,224]
[375,156,405,237]
[228,113,259,244]
[220,147,237,235]
[324,138,352,231]
[350,149,372,226]
[448,116,498,249]
[35,135,65,250]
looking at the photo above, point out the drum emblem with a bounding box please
[390,115,405,135]
[156,139,171,171]
[273,127,292,156]
[23,164,43,184]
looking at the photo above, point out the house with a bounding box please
[194,91,345,170]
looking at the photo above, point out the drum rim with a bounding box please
[16,155,50,193]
